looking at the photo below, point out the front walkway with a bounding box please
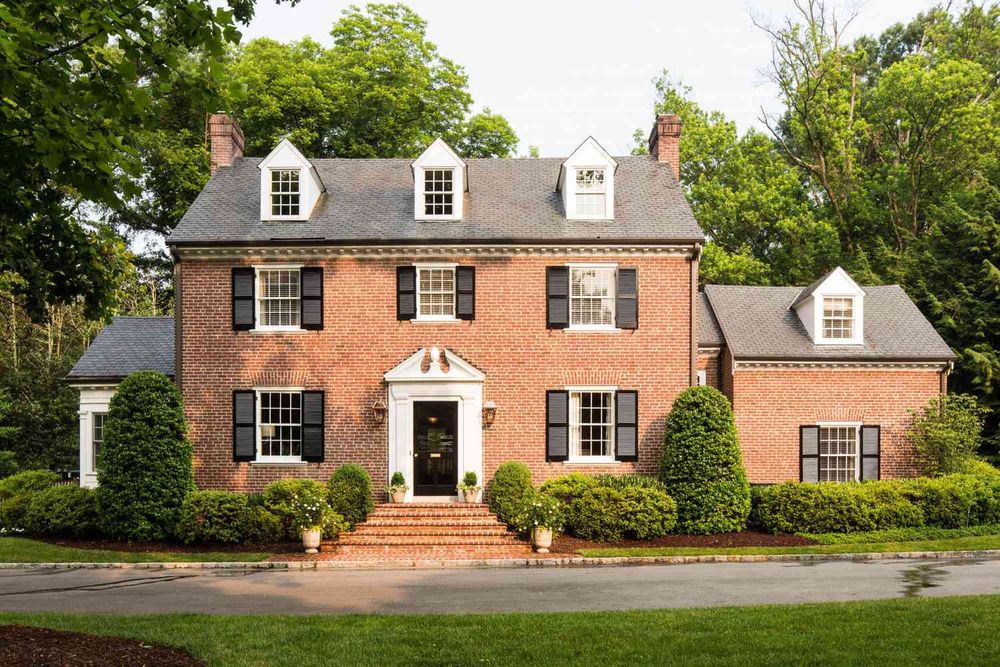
[1,558,997,615]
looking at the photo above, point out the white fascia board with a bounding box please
[257,139,324,221]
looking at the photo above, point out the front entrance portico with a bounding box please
[384,347,485,502]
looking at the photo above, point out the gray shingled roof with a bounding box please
[168,156,704,245]
[698,293,723,347]
[67,317,174,381]
[704,285,955,361]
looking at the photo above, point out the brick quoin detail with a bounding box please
[732,368,940,483]
[180,254,693,492]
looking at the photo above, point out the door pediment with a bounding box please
[384,347,485,383]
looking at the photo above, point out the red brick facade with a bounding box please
[179,252,694,492]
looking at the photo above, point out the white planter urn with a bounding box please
[301,528,321,554]
[532,527,553,553]
[391,489,407,503]
[462,489,479,504]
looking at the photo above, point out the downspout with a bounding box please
[172,249,182,393]
[690,243,702,386]
[940,361,952,396]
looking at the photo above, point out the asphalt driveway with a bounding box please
[1,559,998,615]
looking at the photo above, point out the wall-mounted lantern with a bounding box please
[482,399,498,427]
[371,397,387,425]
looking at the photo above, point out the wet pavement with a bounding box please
[0,558,998,615]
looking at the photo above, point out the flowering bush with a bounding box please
[512,490,564,534]
[263,479,346,540]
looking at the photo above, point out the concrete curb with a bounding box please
[2,549,999,571]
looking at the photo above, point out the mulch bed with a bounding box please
[37,538,295,554]
[551,530,816,553]
[0,625,205,667]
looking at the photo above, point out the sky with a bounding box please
[240,0,938,156]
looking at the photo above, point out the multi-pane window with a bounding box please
[257,268,301,328]
[91,413,106,473]
[570,266,615,327]
[259,391,302,460]
[575,168,606,216]
[822,297,854,340]
[570,391,614,459]
[819,425,858,482]
[417,267,455,318]
[270,170,300,217]
[423,169,454,216]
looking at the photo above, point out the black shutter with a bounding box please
[233,391,256,462]
[616,268,638,329]
[546,390,569,462]
[546,267,569,329]
[860,425,880,481]
[456,266,475,320]
[232,268,255,331]
[301,391,325,462]
[615,391,638,461]
[300,267,323,330]
[800,425,820,482]
[397,266,416,321]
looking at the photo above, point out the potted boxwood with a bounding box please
[514,491,564,553]
[386,472,408,503]
[456,471,481,503]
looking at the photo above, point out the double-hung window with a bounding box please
[569,390,615,461]
[822,296,854,340]
[256,267,301,329]
[818,425,859,482]
[423,169,454,217]
[416,265,456,320]
[258,390,302,462]
[575,168,606,217]
[270,170,300,217]
[91,413,106,473]
[570,266,615,328]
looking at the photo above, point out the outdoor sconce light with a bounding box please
[371,397,387,425]
[482,400,498,427]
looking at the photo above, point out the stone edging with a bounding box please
[1,549,999,571]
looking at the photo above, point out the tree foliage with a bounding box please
[910,393,988,477]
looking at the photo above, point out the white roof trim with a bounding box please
[556,136,619,191]
[384,347,485,383]
[257,138,326,191]
[411,138,468,190]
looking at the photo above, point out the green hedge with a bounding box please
[755,474,1000,534]
[24,485,101,538]
[570,486,677,542]
[262,479,346,541]
[538,473,598,504]
[176,491,256,545]
[488,462,532,525]
[0,470,60,530]
[802,524,1000,545]
[660,386,750,534]
[327,464,374,527]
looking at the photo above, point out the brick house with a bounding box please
[68,113,955,496]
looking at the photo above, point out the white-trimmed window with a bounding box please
[91,413,106,473]
[819,425,859,482]
[575,168,606,217]
[416,265,456,320]
[256,267,301,329]
[569,390,615,460]
[423,169,454,217]
[258,390,302,462]
[270,170,300,217]
[822,296,854,340]
[570,266,616,328]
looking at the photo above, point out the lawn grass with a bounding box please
[0,538,273,563]
[579,534,1000,558]
[2,595,999,666]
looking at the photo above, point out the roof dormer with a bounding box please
[790,267,866,346]
[556,137,618,221]
[412,139,467,222]
[257,139,325,222]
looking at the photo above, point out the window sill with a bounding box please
[249,461,308,466]
[564,327,622,334]
[411,318,464,324]
[249,328,308,335]
[564,459,620,465]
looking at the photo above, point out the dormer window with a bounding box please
[822,296,854,340]
[270,170,301,217]
[423,169,455,217]
[575,169,606,216]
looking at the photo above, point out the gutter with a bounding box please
[166,237,708,249]
[689,243,702,386]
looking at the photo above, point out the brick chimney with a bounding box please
[648,113,682,180]
[205,113,245,174]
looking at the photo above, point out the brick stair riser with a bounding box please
[370,509,495,518]
[364,518,501,527]
[352,526,510,537]
[332,545,534,557]
[337,535,522,546]
[375,503,484,509]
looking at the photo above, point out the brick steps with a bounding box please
[363,517,501,527]
[351,525,509,537]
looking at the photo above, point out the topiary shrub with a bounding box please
[568,486,678,541]
[539,473,598,504]
[24,485,101,538]
[0,451,17,479]
[327,464,374,527]
[97,371,193,541]
[175,491,252,545]
[263,479,332,541]
[0,470,59,530]
[488,462,532,525]
[660,386,750,534]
